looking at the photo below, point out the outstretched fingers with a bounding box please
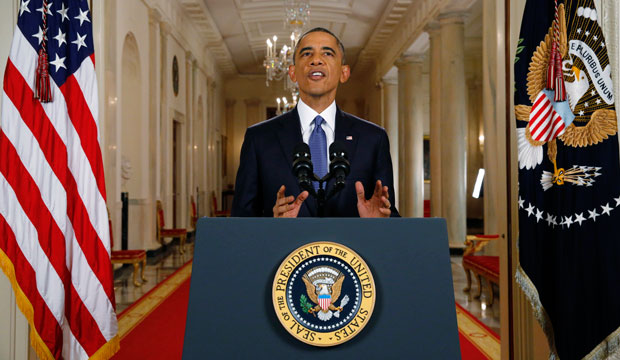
[355,181,366,202]
[373,180,383,198]
[294,191,309,207]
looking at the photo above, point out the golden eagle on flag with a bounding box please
[515,0,620,359]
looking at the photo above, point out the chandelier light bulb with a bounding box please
[277,98,281,104]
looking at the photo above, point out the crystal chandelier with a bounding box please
[285,0,310,40]
[263,0,310,94]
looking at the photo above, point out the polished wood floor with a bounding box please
[113,243,501,335]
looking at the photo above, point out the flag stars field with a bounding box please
[72,33,87,51]
[19,0,31,16]
[75,9,90,26]
[37,2,53,16]
[53,29,66,46]
[57,3,69,22]
[50,54,66,72]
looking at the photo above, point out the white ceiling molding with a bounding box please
[179,0,237,75]
[368,0,479,81]
[205,0,392,74]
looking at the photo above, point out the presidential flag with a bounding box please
[0,0,118,359]
[515,0,620,359]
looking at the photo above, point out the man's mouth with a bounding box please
[309,71,325,80]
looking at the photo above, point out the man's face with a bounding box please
[288,31,350,100]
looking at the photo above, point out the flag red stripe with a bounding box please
[532,116,552,140]
[530,104,552,134]
[0,132,68,286]
[0,215,63,359]
[67,283,107,356]
[66,190,114,303]
[0,132,108,355]
[4,60,114,304]
[59,76,107,201]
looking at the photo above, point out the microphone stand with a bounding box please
[301,173,344,218]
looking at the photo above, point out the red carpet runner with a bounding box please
[456,302,500,360]
[112,261,193,360]
[112,261,499,360]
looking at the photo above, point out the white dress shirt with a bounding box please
[297,98,336,166]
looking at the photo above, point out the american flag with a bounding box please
[528,90,566,141]
[0,1,118,359]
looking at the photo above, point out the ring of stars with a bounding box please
[519,195,620,229]
[286,256,361,332]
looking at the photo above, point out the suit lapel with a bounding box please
[276,108,303,168]
[334,107,358,167]
[330,108,359,211]
[276,107,317,216]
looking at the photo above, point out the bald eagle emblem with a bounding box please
[300,266,349,322]
[515,3,617,190]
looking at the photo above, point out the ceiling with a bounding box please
[198,0,482,76]
[202,0,408,74]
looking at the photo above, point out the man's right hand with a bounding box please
[273,185,309,218]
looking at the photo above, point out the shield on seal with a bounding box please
[318,293,331,311]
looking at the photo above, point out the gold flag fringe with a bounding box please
[0,248,120,359]
[516,264,620,360]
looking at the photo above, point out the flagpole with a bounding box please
[504,0,514,358]
[504,0,514,360]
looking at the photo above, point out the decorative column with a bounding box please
[159,21,170,203]
[225,99,236,188]
[439,13,467,244]
[244,98,261,128]
[396,55,425,218]
[148,9,161,207]
[397,67,407,215]
[382,77,399,209]
[427,22,443,218]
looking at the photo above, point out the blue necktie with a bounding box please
[309,115,327,190]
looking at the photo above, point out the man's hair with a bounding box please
[293,27,346,65]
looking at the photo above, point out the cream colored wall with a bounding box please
[99,0,225,249]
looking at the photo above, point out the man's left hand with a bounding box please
[356,180,391,218]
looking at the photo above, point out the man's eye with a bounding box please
[301,52,310,57]
[324,52,334,57]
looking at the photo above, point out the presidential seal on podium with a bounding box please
[272,241,376,346]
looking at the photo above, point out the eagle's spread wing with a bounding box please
[515,105,532,123]
[302,276,319,304]
[527,4,567,103]
[559,110,618,147]
[330,275,345,304]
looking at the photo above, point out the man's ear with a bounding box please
[288,65,297,83]
[340,65,351,83]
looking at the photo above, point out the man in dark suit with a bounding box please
[232,27,399,218]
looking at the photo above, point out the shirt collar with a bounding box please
[297,98,337,133]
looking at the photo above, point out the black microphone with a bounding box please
[292,143,314,192]
[329,141,350,189]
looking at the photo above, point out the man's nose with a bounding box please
[310,54,323,66]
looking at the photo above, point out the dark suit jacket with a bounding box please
[231,106,400,217]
